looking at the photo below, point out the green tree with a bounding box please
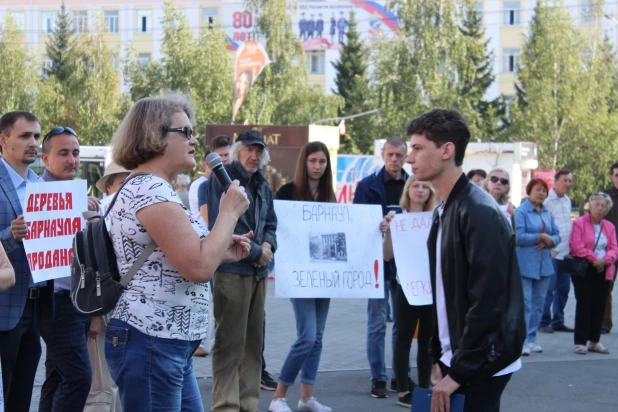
[124,2,234,168]
[458,3,508,139]
[331,10,375,153]
[372,0,474,138]
[511,3,618,206]
[244,0,341,126]
[45,2,72,83]
[0,19,39,113]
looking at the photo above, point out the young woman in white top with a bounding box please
[380,176,436,408]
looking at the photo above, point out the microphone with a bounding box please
[205,152,232,192]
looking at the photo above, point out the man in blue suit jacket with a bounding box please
[0,111,54,412]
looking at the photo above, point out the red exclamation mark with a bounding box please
[374,259,379,288]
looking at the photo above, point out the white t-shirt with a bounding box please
[189,176,206,227]
[436,206,521,377]
[109,174,210,341]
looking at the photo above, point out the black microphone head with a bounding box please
[205,152,223,169]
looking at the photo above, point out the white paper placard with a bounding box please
[390,212,434,305]
[22,180,87,282]
[274,200,384,298]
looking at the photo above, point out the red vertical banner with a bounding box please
[231,40,270,123]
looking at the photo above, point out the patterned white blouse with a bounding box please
[108,174,210,341]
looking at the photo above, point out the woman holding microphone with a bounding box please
[105,94,252,411]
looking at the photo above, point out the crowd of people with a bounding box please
[0,99,615,412]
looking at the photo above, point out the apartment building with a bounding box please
[0,0,613,99]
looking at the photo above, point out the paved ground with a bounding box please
[30,279,618,411]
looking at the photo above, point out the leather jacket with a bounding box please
[427,174,525,386]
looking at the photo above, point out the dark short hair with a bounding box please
[382,136,406,150]
[554,168,572,181]
[203,149,210,161]
[209,135,232,152]
[611,162,618,175]
[406,109,470,167]
[0,111,40,136]
[466,169,487,180]
[526,178,549,196]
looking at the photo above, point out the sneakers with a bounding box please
[371,381,388,398]
[390,377,415,393]
[298,397,332,412]
[261,370,278,391]
[522,342,542,355]
[269,398,292,412]
[397,392,413,408]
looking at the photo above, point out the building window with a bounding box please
[203,8,219,29]
[105,11,119,33]
[502,48,520,73]
[306,51,325,74]
[42,55,53,78]
[138,53,151,68]
[136,10,152,33]
[10,11,25,30]
[41,11,56,34]
[503,2,521,26]
[581,0,594,25]
[475,2,483,22]
[73,10,88,33]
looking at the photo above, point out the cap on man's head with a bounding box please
[237,130,266,148]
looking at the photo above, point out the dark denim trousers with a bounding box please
[105,319,203,412]
[541,259,572,328]
[39,292,92,411]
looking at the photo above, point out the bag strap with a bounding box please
[593,222,604,252]
[103,172,151,219]
[104,172,158,288]
[119,242,157,288]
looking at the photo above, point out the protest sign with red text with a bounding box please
[390,212,434,306]
[21,180,87,282]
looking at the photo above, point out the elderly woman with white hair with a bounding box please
[569,192,618,354]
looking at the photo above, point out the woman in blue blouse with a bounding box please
[515,178,560,356]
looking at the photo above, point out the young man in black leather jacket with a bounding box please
[405,109,525,412]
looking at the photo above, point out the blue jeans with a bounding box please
[367,278,406,382]
[105,319,203,412]
[39,292,92,411]
[522,276,551,344]
[278,298,331,386]
[541,259,571,328]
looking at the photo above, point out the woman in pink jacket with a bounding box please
[569,192,618,354]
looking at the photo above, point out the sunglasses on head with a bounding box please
[594,192,610,199]
[167,126,194,140]
[43,126,77,142]
[489,176,509,185]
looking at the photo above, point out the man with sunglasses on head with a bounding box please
[38,126,100,411]
[0,111,55,412]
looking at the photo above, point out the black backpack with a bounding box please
[70,173,157,316]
